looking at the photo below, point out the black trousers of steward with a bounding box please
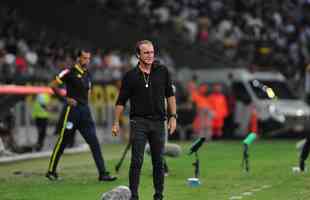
[47,103,107,176]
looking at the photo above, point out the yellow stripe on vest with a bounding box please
[48,106,71,171]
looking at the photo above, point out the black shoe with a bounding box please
[300,160,305,172]
[154,194,163,200]
[99,172,117,182]
[45,171,59,181]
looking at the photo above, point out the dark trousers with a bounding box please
[47,104,107,176]
[129,117,165,200]
[67,130,77,148]
[35,118,48,151]
[301,136,310,162]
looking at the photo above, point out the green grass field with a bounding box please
[0,140,309,200]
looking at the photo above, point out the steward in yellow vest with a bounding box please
[32,93,50,151]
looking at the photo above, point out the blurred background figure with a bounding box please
[299,136,310,172]
[192,84,213,140]
[0,108,17,153]
[0,136,15,157]
[304,64,310,105]
[32,93,51,152]
[208,83,228,139]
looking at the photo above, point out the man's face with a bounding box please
[139,43,154,65]
[79,51,91,67]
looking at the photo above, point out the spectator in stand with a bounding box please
[91,48,103,68]
[198,17,209,44]
[15,51,27,73]
[25,46,39,66]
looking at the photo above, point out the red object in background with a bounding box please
[15,56,27,73]
[0,85,66,96]
[248,106,258,134]
[199,30,209,43]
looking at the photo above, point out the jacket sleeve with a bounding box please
[165,67,175,98]
[116,72,131,106]
[55,68,70,85]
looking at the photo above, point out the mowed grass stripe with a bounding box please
[0,140,309,200]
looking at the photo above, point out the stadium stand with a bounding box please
[0,0,310,154]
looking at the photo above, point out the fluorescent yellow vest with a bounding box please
[32,93,50,119]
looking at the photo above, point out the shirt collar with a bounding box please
[136,62,158,73]
[74,64,86,74]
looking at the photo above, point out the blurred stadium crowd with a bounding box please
[1,0,310,155]
[2,0,310,83]
[103,0,310,78]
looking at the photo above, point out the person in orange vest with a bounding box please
[248,105,258,134]
[242,105,259,172]
[208,84,228,139]
[192,84,213,139]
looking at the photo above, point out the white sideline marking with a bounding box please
[242,192,252,196]
[0,144,90,163]
[229,196,243,200]
[229,185,273,199]
[251,188,261,192]
[261,185,271,189]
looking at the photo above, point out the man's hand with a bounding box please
[66,97,77,106]
[168,117,177,135]
[112,122,120,136]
